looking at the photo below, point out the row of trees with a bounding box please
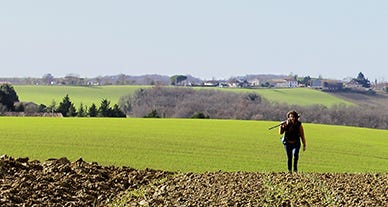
[55,95,125,117]
[11,95,126,118]
[119,86,388,129]
[1,74,173,86]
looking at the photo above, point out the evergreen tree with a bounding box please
[354,72,371,88]
[111,104,126,117]
[67,104,77,117]
[300,76,311,86]
[77,103,86,117]
[56,94,73,117]
[0,83,19,111]
[98,99,112,117]
[170,75,187,85]
[88,103,98,117]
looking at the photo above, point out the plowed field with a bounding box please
[1,156,387,206]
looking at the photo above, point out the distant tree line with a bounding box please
[12,95,125,118]
[0,74,202,86]
[119,86,388,129]
[49,95,126,117]
[49,95,125,117]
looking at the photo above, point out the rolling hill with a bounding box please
[14,85,352,108]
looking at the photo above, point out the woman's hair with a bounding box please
[287,110,300,119]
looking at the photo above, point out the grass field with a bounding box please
[14,85,352,107]
[14,85,152,107]
[1,117,386,173]
[214,87,353,106]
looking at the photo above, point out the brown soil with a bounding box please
[1,155,387,206]
[0,155,171,206]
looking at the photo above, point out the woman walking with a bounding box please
[279,110,306,173]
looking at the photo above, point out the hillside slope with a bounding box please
[15,85,352,108]
[329,91,388,110]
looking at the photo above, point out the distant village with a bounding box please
[1,72,388,93]
[199,75,382,93]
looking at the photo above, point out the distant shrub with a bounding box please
[192,112,209,119]
[144,109,161,118]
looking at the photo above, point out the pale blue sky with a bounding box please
[1,1,387,81]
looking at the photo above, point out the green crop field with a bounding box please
[14,85,152,107]
[207,87,353,106]
[14,85,352,108]
[1,117,386,173]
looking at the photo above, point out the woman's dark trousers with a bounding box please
[284,141,301,172]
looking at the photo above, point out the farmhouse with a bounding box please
[203,80,219,87]
[268,79,298,88]
[310,79,323,88]
[322,80,344,91]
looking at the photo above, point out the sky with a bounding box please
[1,1,387,81]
